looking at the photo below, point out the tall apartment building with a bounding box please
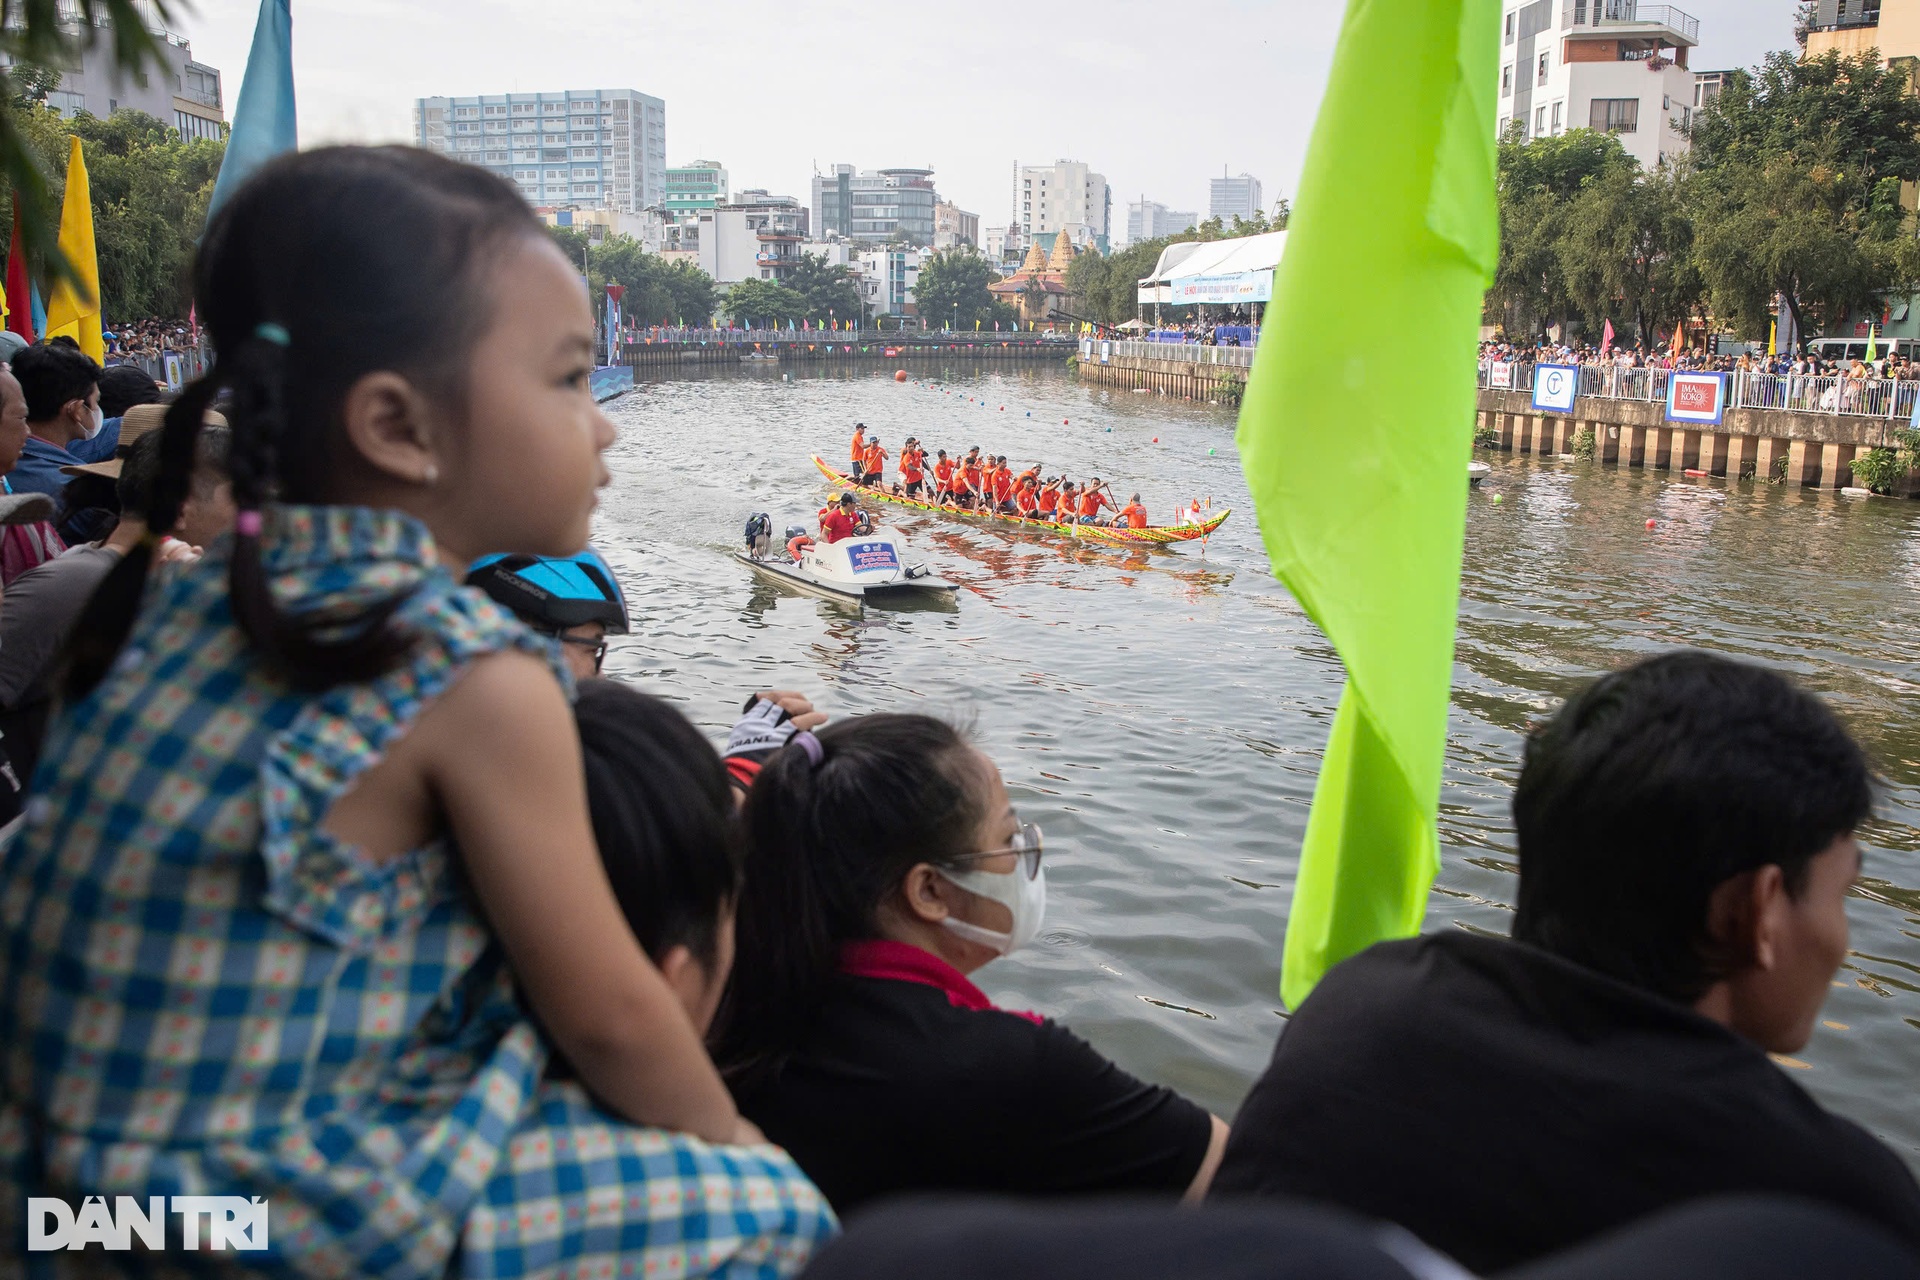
[1804,0,1920,63]
[414,89,666,213]
[1497,0,1701,171]
[1125,199,1199,246]
[811,164,940,244]
[0,0,223,141]
[1016,159,1111,252]
[1208,173,1263,223]
[692,191,808,285]
[933,201,979,249]
[664,160,728,218]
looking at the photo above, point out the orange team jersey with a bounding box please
[935,459,955,485]
[1038,487,1059,514]
[850,432,865,465]
[1016,486,1038,515]
[993,470,1013,504]
[1079,490,1101,518]
[863,444,886,474]
[963,464,983,492]
[1123,502,1149,529]
[901,449,924,482]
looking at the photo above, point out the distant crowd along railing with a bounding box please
[1480,361,1920,422]
[1147,326,1260,347]
[1099,339,1258,368]
[622,327,1078,345]
[109,348,211,388]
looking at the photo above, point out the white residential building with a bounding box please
[0,1,224,140]
[694,191,808,285]
[1016,159,1110,252]
[856,246,925,318]
[1497,0,1701,171]
[415,88,667,214]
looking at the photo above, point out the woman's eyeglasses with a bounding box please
[946,822,1044,880]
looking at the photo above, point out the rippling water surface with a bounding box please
[595,362,1920,1162]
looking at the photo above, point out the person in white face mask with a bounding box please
[715,713,1230,1217]
[4,340,118,543]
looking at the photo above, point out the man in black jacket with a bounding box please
[1215,651,1920,1273]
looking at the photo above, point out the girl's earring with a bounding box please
[423,463,439,486]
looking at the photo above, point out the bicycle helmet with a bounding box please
[468,548,630,635]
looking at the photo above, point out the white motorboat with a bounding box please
[1469,461,1492,485]
[737,519,958,601]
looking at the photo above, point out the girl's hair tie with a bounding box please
[235,509,264,537]
[254,323,290,347]
[790,730,823,768]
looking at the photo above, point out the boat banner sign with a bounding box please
[1666,372,1727,425]
[848,541,900,573]
[1531,364,1577,414]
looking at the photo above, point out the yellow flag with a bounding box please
[45,136,103,362]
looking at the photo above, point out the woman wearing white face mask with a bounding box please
[715,714,1229,1216]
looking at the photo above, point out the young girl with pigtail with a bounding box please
[0,146,833,1276]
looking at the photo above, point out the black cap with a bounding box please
[839,493,856,505]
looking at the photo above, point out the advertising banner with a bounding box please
[1169,270,1274,306]
[1488,361,1513,389]
[1531,363,1577,414]
[848,541,900,573]
[1666,371,1727,425]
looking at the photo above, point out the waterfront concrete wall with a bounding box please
[1074,351,1249,405]
[1476,388,1916,493]
[624,339,1072,372]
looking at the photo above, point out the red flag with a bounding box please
[6,199,35,343]
[1600,319,1614,357]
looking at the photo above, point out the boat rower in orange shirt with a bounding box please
[849,423,867,475]
[861,437,887,486]
[933,450,957,504]
[1080,479,1115,525]
[1119,493,1150,529]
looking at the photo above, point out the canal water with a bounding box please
[596,362,1920,1166]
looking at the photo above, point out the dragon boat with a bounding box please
[811,457,1229,547]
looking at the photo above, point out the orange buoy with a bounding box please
[1646,519,1658,530]
[894,369,908,381]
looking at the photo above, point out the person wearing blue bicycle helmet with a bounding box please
[469,548,629,680]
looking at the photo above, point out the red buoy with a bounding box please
[1646,519,1658,530]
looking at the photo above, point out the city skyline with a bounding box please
[174,0,1800,232]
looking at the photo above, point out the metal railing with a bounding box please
[1563,0,1700,40]
[1480,362,1920,421]
[623,327,1074,345]
[1100,339,1256,368]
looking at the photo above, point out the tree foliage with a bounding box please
[0,103,226,321]
[724,277,806,327]
[542,227,719,325]
[911,249,1013,328]
[782,252,861,324]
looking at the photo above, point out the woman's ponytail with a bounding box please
[62,369,228,701]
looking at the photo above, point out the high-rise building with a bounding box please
[1496,0,1701,171]
[664,160,728,217]
[1016,160,1110,252]
[933,201,979,249]
[1208,172,1264,223]
[414,89,666,213]
[1804,0,1919,61]
[1125,200,1199,246]
[0,1,224,141]
[811,165,940,244]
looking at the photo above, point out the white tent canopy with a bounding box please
[1137,230,1287,307]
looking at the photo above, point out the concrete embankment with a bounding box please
[1071,344,1251,405]
[1476,388,1918,493]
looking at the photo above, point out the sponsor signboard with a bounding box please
[1531,363,1577,414]
[1666,371,1727,425]
[847,541,900,573]
[1488,361,1513,389]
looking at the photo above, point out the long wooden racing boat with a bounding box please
[812,456,1229,547]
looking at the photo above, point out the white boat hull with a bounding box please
[737,527,958,600]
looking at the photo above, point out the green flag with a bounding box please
[1866,325,1878,364]
[1236,0,1499,1009]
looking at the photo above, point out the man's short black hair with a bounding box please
[12,341,102,423]
[575,679,741,967]
[97,364,161,419]
[1512,651,1872,1002]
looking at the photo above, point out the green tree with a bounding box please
[0,1,181,275]
[725,277,805,327]
[911,249,1013,328]
[1557,161,1700,345]
[1490,124,1635,337]
[1065,238,1166,325]
[782,252,861,324]
[1689,50,1920,340]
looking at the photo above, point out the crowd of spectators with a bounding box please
[101,317,196,361]
[1481,337,1920,383]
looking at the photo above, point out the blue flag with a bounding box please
[208,0,297,220]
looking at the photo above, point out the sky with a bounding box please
[174,0,1804,228]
